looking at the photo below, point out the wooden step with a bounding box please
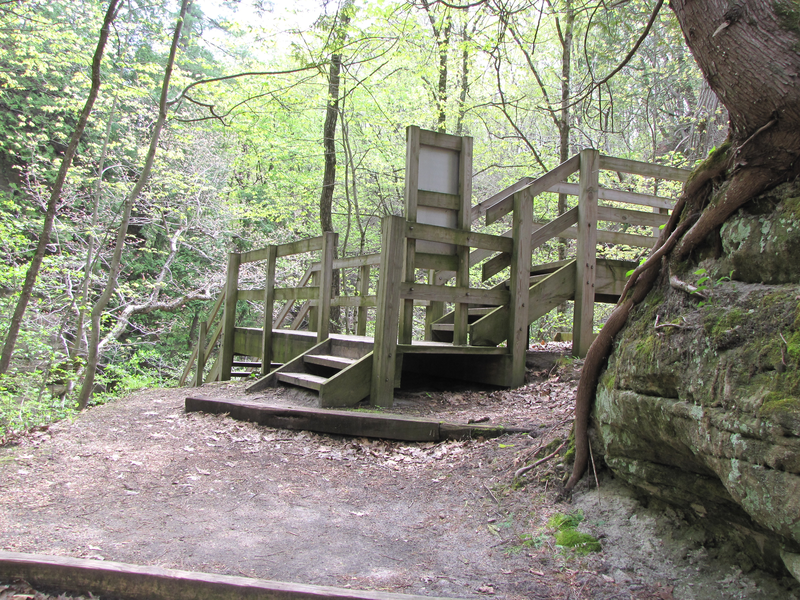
[276,372,327,390]
[232,360,261,368]
[303,354,356,370]
[430,323,453,332]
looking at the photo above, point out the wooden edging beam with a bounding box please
[0,551,463,600]
[185,397,533,442]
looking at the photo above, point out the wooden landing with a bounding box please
[0,550,464,600]
[185,397,533,442]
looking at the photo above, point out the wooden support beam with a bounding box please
[405,221,513,253]
[371,215,405,407]
[507,189,533,386]
[186,397,532,442]
[308,271,319,333]
[220,252,241,381]
[193,320,207,387]
[0,550,467,600]
[317,232,337,343]
[400,126,420,346]
[486,154,580,225]
[357,264,369,336]
[546,181,676,210]
[453,134,473,346]
[261,245,277,376]
[599,155,690,182]
[399,283,509,305]
[573,149,599,358]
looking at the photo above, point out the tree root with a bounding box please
[565,158,792,493]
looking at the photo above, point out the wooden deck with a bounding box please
[180,127,689,409]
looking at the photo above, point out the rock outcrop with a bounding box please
[593,180,800,575]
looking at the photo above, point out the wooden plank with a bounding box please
[261,245,277,376]
[0,550,456,600]
[271,287,320,302]
[277,372,326,390]
[276,236,324,258]
[418,190,460,210]
[397,343,507,355]
[405,221,513,253]
[597,205,669,228]
[220,252,241,381]
[328,295,377,308]
[507,189,533,387]
[399,283,509,305]
[486,154,580,225]
[310,253,382,272]
[319,352,374,407]
[193,320,207,387]
[573,149,599,358]
[599,155,690,182]
[356,265,370,337]
[305,354,355,369]
[400,127,420,347]
[316,232,337,343]
[290,302,311,330]
[415,252,459,272]
[546,181,675,210]
[371,215,405,407]
[469,177,534,223]
[418,128,462,150]
[453,135,473,346]
[536,222,657,248]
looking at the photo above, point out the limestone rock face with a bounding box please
[594,181,800,573]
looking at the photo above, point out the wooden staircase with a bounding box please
[246,337,382,408]
[430,258,634,347]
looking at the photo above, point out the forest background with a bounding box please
[0,0,727,436]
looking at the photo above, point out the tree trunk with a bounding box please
[567,0,800,491]
[0,0,120,375]
[77,0,191,410]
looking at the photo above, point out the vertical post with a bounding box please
[452,135,473,346]
[357,264,370,337]
[371,215,405,407]
[220,252,241,381]
[308,271,319,333]
[261,245,277,376]
[193,320,207,387]
[573,148,599,358]
[508,189,533,387]
[399,126,420,344]
[317,232,337,343]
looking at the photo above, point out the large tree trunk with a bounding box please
[568,0,800,491]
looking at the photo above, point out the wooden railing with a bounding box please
[183,147,691,386]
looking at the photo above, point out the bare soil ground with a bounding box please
[1,347,798,600]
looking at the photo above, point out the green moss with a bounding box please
[554,529,602,554]
[687,141,732,186]
[563,428,576,464]
[782,196,800,222]
[548,509,584,529]
[703,307,745,338]
[774,0,800,37]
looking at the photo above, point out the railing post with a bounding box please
[453,135,473,346]
[220,252,241,380]
[573,148,599,358]
[316,231,337,343]
[371,215,405,407]
[261,245,277,375]
[424,269,444,341]
[193,320,207,387]
[508,189,533,387]
[357,264,370,337]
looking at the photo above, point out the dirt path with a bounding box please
[1,353,797,599]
